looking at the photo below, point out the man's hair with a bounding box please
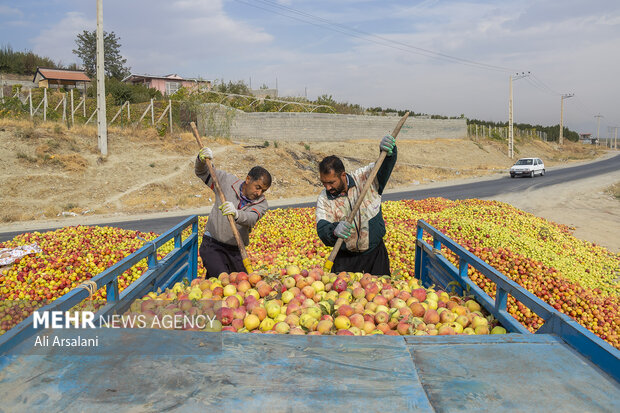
[319,155,345,175]
[248,166,272,187]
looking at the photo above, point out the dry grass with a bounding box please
[118,182,198,213]
[57,153,89,171]
[0,118,35,129]
[0,201,21,223]
[606,182,620,200]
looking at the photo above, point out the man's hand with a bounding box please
[219,201,239,220]
[380,134,396,156]
[198,147,213,162]
[333,221,353,239]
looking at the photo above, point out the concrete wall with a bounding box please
[0,78,37,90]
[197,103,467,142]
[0,77,37,100]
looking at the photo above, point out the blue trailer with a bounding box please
[0,215,618,412]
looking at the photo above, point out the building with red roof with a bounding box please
[33,68,91,93]
[122,73,211,96]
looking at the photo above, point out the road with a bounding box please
[383,152,619,201]
[1,153,618,242]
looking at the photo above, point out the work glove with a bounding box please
[219,201,239,220]
[198,147,213,162]
[333,221,353,240]
[380,134,396,156]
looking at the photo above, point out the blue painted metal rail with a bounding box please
[0,215,199,354]
[415,219,620,383]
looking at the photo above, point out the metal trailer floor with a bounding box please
[0,329,618,412]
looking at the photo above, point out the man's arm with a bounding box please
[195,156,237,192]
[194,155,215,190]
[236,201,268,227]
[375,145,397,194]
[317,219,339,247]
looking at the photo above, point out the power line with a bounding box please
[234,0,580,117]
[527,74,562,96]
[233,0,518,73]
[524,77,552,95]
[260,0,516,72]
[572,97,595,119]
[522,76,599,130]
[233,0,436,60]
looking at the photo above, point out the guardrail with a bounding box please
[0,215,199,354]
[415,219,620,382]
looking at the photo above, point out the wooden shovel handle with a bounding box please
[323,112,410,273]
[190,122,253,273]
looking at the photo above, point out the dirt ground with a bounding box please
[0,118,617,251]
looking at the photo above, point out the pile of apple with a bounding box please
[0,198,617,347]
[247,200,619,347]
[400,199,619,346]
[0,225,173,334]
[126,265,505,336]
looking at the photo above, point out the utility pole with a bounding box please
[96,0,108,156]
[594,114,603,146]
[611,126,619,150]
[508,72,529,158]
[559,93,574,145]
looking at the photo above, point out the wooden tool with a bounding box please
[190,122,253,273]
[323,112,410,273]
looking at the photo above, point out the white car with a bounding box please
[510,157,545,178]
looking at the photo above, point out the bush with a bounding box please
[0,97,28,118]
[87,78,163,105]
[156,123,167,136]
[490,131,505,141]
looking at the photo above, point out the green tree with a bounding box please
[0,45,58,75]
[214,79,251,95]
[316,94,336,107]
[72,30,130,79]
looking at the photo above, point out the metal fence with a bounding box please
[1,88,176,132]
[467,124,548,142]
[1,87,341,134]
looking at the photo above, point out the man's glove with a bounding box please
[333,221,353,239]
[219,201,239,220]
[380,135,396,156]
[198,147,213,162]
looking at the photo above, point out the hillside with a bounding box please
[0,118,607,224]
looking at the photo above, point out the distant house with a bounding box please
[122,74,211,96]
[33,68,90,93]
[579,133,598,145]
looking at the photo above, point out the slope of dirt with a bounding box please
[0,118,607,224]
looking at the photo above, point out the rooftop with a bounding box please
[34,68,90,82]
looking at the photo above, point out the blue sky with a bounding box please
[1,0,619,135]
